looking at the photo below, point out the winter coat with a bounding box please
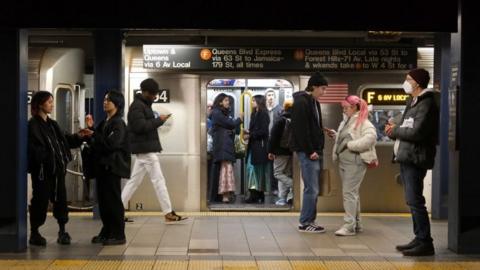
[290,91,325,155]
[90,114,131,179]
[210,107,242,163]
[391,90,439,169]
[127,93,165,154]
[247,109,270,165]
[332,112,377,164]
[267,111,292,156]
[28,115,83,177]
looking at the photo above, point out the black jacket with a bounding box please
[268,111,293,156]
[247,109,270,165]
[290,91,324,155]
[392,91,439,169]
[28,115,83,177]
[127,93,165,154]
[210,107,242,163]
[90,114,131,178]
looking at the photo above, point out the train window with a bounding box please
[206,78,294,211]
[55,87,73,133]
[369,108,404,142]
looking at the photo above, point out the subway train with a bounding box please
[27,44,434,213]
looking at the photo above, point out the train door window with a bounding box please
[206,78,294,211]
[54,86,74,133]
[361,86,407,143]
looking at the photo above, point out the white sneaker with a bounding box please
[335,227,356,236]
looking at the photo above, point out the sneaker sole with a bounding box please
[335,232,356,236]
[298,229,326,234]
[165,218,191,225]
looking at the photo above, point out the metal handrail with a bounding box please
[240,89,253,145]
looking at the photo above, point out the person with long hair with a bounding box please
[329,95,377,236]
[28,91,93,246]
[244,95,270,203]
[210,93,243,203]
[85,91,131,245]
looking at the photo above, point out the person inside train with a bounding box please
[267,100,293,206]
[265,88,282,195]
[210,93,244,203]
[28,91,93,246]
[290,72,327,233]
[385,68,439,256]
[244,95,270,203]
[327,95,378,236]
[85,91,130,245]
[121,78,188,223]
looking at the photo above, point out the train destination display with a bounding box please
[143,45,417,71]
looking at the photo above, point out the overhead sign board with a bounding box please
[143,45,417,72]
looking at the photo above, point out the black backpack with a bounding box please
[279,117,292,149]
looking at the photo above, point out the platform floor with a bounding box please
[1,212,479,269]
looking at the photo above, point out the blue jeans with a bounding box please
[297,152,321,225]
[400,162,433,243]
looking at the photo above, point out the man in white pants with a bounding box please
[122,78,187,223]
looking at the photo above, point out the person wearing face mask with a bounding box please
[328,95,377,236]
[385,68,439,256]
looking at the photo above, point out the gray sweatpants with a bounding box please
[338,151,367,231]
[273,155,293,201]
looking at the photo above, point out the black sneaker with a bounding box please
[298,224,326,233]
[402,242,435,256]
[29,233,47,246]
[103,237,126,246]
[396,239,421,251]
[57,232,71,245]
[91,235,107,244]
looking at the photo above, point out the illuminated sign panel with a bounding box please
[362,88,409,106]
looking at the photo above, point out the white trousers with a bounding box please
[121,152,172,214]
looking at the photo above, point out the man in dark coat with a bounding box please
[291,72,327,233]
[386,68,439,256]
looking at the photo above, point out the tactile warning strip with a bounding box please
[187,259,222,270]
[153,260,188,270]
[356,261,396,270]
[10,260,53,270]
[323,260,363,270]
[0,260,18,270]
[82,260,121,270]
[47,260,88,270]
[256,260,292,270]
[118,260,155,270]
[290,260,328,270]
[222,260,258,270]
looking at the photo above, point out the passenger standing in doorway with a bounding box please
[267,100,294,206]
[86,91,130,245]
[244,95,270,203]
[385,68,439,256]
[265,89,282,195]
[210,93,244,203]
[329,95,377,236]
[28,91,93,246]
[121,78,188,223]
[291,72,327,233]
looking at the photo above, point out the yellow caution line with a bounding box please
[60,212,412,217]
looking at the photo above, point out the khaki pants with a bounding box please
[338,151,367,231]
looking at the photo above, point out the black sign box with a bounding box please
[143,45,417,72]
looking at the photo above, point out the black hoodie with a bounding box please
[290,91,324,156]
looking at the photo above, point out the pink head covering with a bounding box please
[341,95,368,129]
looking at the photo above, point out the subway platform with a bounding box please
[1,212,479,269]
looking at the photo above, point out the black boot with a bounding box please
[57,231,71,245]
[29,231,47,246]
[402,242,435,256]
[258,191,265,203]
[245,189,258,203]
[396,239,421,251]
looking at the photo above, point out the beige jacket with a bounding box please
[332,113,378,164]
